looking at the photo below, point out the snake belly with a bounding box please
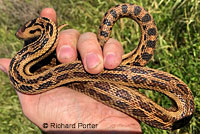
[8,3,194,130]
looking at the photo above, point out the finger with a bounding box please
[0,58,11,74]
[56,29,80,63]
[77,32,103,74]
[103,38,123,69]
[40,8,57,24]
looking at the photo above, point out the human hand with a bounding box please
[0,8,141,133]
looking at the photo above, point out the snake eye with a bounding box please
[29,28,41,34]
[29,30,36,34]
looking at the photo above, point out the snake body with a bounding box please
[9,4,194,130]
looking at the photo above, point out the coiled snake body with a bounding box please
[9,4,194,130]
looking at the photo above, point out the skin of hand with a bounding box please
[0,8,141,133]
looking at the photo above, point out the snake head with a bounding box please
[16,18,44,40]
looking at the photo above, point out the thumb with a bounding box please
[0,58,11,74]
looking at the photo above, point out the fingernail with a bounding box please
[0,64,7,73]
[86,53,101,69]
[58,45,74,60]
[105,52,116,65]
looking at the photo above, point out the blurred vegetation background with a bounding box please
[0,0,199,133]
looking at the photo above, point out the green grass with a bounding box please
[0,0,200,133]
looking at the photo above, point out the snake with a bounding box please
[8,3,194,130]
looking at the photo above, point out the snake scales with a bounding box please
[8,4,194,130]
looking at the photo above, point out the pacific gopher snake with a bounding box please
[8,3,194,130]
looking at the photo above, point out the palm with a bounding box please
[17,86,141,131]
